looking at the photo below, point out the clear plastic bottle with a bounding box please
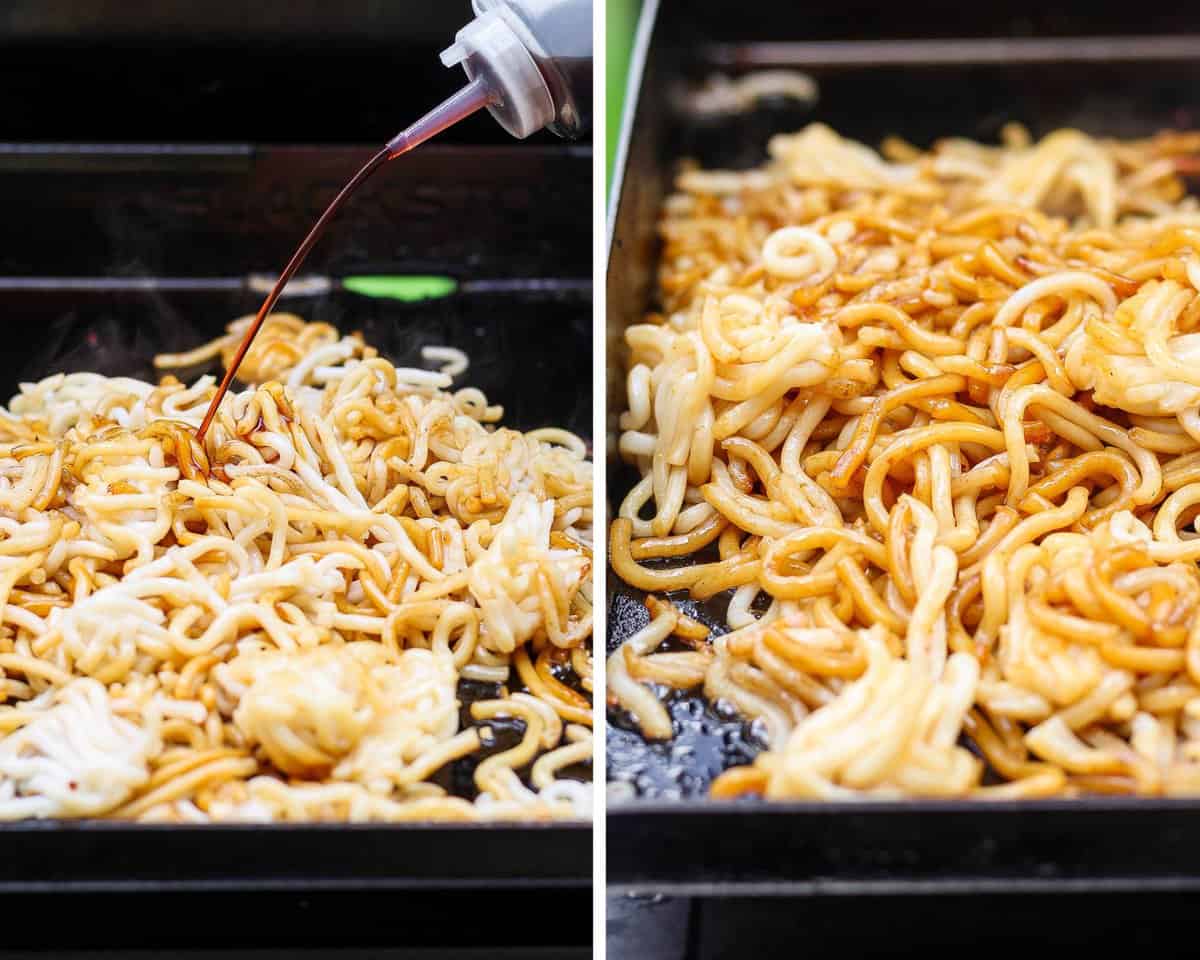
[440,0,593,140]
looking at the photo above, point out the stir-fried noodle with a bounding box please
[611,123,1200,799]
[0,313,592,820]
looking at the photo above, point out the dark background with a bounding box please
[650,0,1197,42]
[0,0,578,146]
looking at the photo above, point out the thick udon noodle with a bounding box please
[611,123,1200,799]
[0,313,592,820]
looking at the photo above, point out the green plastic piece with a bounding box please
[342,275,458,301]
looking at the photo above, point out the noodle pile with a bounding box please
[611,122,1200,799]
[0,312,592,820]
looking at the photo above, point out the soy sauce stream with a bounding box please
[194,79,493,442]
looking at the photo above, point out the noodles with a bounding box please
[0,315,592,821]
[613,123,1200,799]
[0,679,159,818]
[712,626,981,799]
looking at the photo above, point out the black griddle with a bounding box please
[0,7,592,951]
[607,0,1200,898]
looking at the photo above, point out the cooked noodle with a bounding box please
[0,315,592,820]
[611,123,1200,799]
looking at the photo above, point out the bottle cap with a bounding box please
[441,7,554,139]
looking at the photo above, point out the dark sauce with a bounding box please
[433,674,593,801]
[608,690,766,801]
[194,146,392,441]
[537,55,592,138]
[194,78,492,441]
[605,583,767,800]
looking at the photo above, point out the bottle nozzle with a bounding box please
[385,76,494,159]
